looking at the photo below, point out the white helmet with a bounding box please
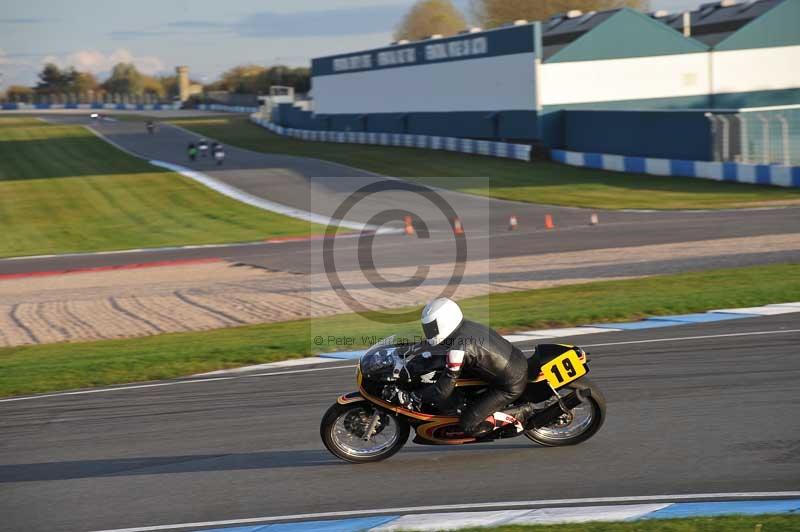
[421,297,463,346]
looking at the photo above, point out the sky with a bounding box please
[1,0,708,89]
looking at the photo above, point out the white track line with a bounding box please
[518,328,800,351]
[4,328,799,404]
[578,328,800,348]
[89,492,800,532]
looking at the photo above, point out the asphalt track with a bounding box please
[2,314,799,532]
[2,112,799,277]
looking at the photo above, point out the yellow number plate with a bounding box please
[541,350,587,389]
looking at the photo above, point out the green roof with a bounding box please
[715,0,800,50]
[546,8,708,63]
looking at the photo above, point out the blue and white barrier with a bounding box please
[552,149,800,188]
[251,117,532,162]
[0,103,179,111]
[198,103,260,113]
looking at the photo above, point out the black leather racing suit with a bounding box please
[421,319,529,436]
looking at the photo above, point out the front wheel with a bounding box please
[321,402,409,463]
[524,377,606,447]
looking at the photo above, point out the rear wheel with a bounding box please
[524,377,605,447]
[321,402,409,463]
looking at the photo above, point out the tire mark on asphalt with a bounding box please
[173,290,247,325]
[109,297,167,334]
[10,304,39,344]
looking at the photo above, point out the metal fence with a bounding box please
[707,105,800,166]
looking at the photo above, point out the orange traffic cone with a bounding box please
[404,215,415,236]
[452,217,465,235]
[544,214,554,230]
[589,212,599,226]
[508,214,518,231]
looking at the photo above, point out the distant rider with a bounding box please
[418,298,535,438]
[197,138,209,157]
[146,120,155,134]
[212,142,225,165]
[187,142,198,161]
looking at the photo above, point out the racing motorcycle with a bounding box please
[320,336,605,463]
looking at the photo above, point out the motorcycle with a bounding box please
[321,336,605,463]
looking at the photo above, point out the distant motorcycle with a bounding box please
[213,149,226,165]
[321,336,606,463]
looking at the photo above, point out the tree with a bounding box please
[258,66,311,94]
[207,64,310,95]
[470,0,649,29]
[35,63,69,94]
[216,64,267,93]
[68,69,98,95]
[4,85,34,102]
[102,62,144,96]
[156,75,179,99]
[141,75,165,98]
[394,0,467,41]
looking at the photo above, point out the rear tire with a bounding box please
[524,377,605,447]
[321,402,409,463]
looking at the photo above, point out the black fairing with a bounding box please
[533,343,585,365]
[405,346,447,383]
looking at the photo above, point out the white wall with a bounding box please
[712,45,800,95]
[312,52,536,114]
[540,53,710,106]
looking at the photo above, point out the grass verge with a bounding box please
[1,262,798,397]
[0,117,319,257]
[458,514,800,531]
[162,115,800,210]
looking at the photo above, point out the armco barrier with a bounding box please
[552,149,800,188]
[250,117,532,162]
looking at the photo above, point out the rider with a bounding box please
[419,298,535,438]
[146,120,155,134]
[212,142,225,165]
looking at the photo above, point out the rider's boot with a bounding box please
[474,419,497,438]
[501,403,536,427]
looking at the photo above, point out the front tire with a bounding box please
[321,402,409,463]
[524,377,606,447]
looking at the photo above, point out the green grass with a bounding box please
[163,115,800,210]
[457,514,800,531]
[0,117,319,257]
[1,262,798,397]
